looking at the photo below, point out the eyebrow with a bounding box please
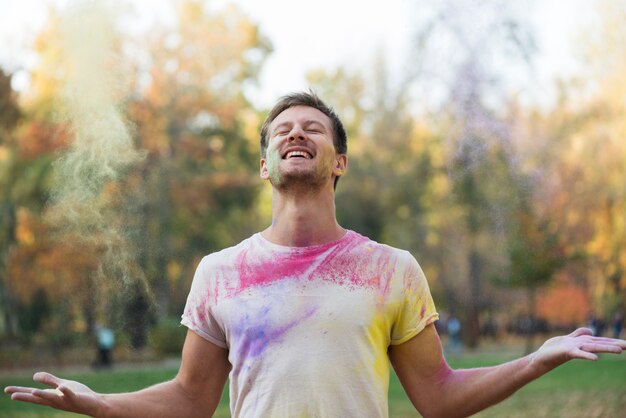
[271,120,327,135]
[303,120,327,130]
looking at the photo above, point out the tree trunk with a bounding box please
[124,283,152,349]
[0,203,18,338]
[0,267,18,338]
[525,284,537,354]
[83,272,97,336]
[466,248,483,348]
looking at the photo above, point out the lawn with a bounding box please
[1,350,625,417]
[389,352,626,418]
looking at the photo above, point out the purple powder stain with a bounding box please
[231,305,317,376]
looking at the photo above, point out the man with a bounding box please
[5,92,626,417]
[93,325,115,369]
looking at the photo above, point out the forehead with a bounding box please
[270,105,333,131]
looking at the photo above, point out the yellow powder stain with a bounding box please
[367,310,391,384]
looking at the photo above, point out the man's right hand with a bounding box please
[4,332,230,418]
[5,372,104,416]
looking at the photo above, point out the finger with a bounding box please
[10,391,56,406]
[578,336,626,349]
[33,372,62,388]
[570,348,598,361]
[580,343,623,354]
[591,337,626,348]
[57,385,75,399]
[31,388,65,402]
[5,386,37,395]
[569,327,593,338]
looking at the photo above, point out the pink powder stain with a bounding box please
[228,232,395,300]
[183,296,228,343]
[183,296,209,330]
[419,304,428,320]
[235,249,315,293]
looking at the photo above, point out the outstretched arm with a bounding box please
[389,324,625,418]
[5,330,230,418]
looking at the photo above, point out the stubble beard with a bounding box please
[274,171,329,194]
[267,157,332,195]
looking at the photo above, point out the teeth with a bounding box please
[286,151,311,159]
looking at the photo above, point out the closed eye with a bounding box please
[306,130,322,134]
[303,121,326,134]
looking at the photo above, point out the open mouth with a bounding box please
[283,150,313,159]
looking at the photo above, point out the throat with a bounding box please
[264,223,345,247]
[266,195,343,247]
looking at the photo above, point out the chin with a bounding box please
[274,171,329,191]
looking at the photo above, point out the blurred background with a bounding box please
[0,0,624,370]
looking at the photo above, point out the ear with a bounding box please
[260,158,269,180]
[333,154,348,178]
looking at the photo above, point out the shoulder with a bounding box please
[188,235,258,295]
[196,234,258,272]
[349,231,424,277]
[348,230,418,267]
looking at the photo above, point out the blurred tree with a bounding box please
[577,0,626,318]
[0,66,67,340]
[0,68,23,338]
[533,0,626,322]
[494,188,566,352]
[16,288,51,338]
[5,4,131,346]
[5,0,272,350]
[536,278,590,328]
[128,0,271,322]
[405,0,537,347]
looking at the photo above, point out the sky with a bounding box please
[0,0,599,108]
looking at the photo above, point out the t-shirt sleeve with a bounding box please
[390,252,439,345]
[180,256,228,348]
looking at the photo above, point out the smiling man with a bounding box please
[5,91,626,418]
[260,95,348,193]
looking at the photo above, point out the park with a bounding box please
[1,0,625,416]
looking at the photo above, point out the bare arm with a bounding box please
[389,325,626,418]
[5,330,230,418]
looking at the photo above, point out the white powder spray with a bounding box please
[46,0,148,300]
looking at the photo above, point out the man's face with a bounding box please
[260,106,346,191]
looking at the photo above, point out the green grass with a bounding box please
[389,352,626,418]
[1,352,625,417]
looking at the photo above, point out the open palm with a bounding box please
[5,372,104,416]
[533,327,626,371]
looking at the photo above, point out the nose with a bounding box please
[288,125,306,142]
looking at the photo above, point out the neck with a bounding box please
[262,185,345,247]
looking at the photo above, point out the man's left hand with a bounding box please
[531,327,626,372]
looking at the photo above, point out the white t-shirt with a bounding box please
[181,230,438,417]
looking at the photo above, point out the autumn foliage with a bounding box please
[0,0,624,356]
